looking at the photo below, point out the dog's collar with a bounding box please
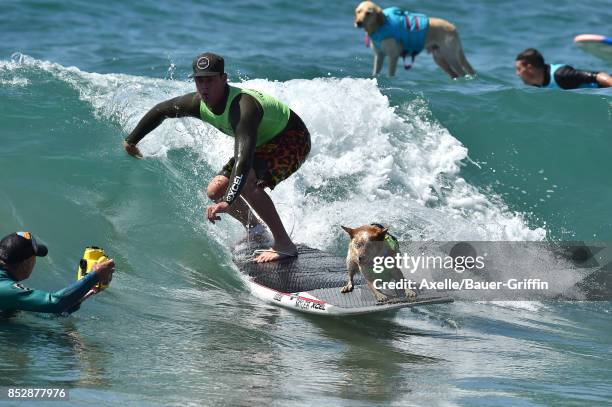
[369,223,399,251]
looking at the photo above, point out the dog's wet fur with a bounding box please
[354,1,475,78]
[341,224,416,302]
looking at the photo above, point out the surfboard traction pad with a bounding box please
[233,244,452,309]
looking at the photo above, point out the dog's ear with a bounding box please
[374,227,388,240]
[341,225,355,238]
[375,7,385,26]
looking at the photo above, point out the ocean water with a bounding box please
[1,0,611,406]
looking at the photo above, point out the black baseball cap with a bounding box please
[189,52,224,78]
[0,232,48,264]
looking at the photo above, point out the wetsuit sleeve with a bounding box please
[0,273,100,314]
[222,94,262,204]
[554,65,599,89]
[125,92,201,145]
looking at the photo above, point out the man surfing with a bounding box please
[123,53,310,263]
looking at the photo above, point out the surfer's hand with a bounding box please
[207,202,229,223]
[123,140,142,158]
[92,259,115,286]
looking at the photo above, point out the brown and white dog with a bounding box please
[341,224,416,302]
[354,1,475,78]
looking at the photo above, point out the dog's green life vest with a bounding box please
[384,233,399,252]
[199,85,290,147]
[370,233,400,276]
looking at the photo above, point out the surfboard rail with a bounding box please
[234,244,453,316]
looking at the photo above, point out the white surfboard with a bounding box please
[574,34,612,63]
[233,244,452,316]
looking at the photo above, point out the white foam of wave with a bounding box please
[0,77,29,87]
[1,56,30,87]
[7,54,546,247]
[483,301,544,311]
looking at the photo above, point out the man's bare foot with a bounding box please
[254,244,298,263]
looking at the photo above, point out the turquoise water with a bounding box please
[1,0,611,405]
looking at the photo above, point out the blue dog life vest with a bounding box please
[547,64,599,89]
[367,7,429,68]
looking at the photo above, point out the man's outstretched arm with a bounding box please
[596,72,612,88]
[124,92,201,156]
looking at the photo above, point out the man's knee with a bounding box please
[206,176,229,201]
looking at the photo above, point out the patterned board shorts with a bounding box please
[219,125,311,189]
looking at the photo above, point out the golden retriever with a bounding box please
[354,1,475,78]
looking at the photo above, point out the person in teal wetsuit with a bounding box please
[515,48,612,89]
[0,231,114,315]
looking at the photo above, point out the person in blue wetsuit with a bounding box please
[0,231,114,315]
[515,48,612,89]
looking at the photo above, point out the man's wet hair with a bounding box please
[516,48,545,69]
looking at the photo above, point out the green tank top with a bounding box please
[199,86,290,146]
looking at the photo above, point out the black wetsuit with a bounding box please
[125,88,308,204]
[543,64,600,89]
